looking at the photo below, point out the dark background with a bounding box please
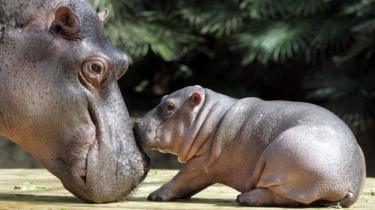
[0,0,374,176]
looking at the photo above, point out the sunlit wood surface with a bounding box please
[0,169,373,209]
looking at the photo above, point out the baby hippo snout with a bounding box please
[134,119,145,130]
[134,118,156,148]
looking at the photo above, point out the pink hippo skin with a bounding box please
[134,85,366,207]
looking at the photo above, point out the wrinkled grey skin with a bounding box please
[134,85,366,207]
[0,0,149,203]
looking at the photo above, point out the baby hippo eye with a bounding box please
[166,102,175,111]
[162,101,176,117]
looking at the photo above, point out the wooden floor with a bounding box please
[0,169,373,210]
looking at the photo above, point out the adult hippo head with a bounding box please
[0,0,149,203]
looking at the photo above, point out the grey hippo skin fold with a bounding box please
[0,0,149,203]
[134,85,366,207]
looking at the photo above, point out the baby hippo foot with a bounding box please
[236,188,300,207]
[148,188,176,201]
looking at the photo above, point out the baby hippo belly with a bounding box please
[253,125,362,205]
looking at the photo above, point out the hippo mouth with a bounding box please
[82,103,100,184]
[66,104,99,188]
[53,105,101,197]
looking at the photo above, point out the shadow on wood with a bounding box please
[0,193,81,204]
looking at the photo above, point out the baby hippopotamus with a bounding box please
[134,85,366,207]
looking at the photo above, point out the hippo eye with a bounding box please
[90,63,104,75]
[81,58,110,88]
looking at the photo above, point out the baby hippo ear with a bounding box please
[190,91,202,106]
[98,9,109,22]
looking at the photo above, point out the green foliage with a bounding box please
[236,21,311,64]
[90,0,375,133]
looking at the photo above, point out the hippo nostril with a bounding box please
[115,53,129,80]
[122,54,129,73]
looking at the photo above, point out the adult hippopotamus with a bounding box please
[0,0,149,203]
[134,85,366,207]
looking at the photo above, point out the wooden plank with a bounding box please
[0,169,373,209]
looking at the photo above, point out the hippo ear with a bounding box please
[98,9,110,22]
[49,6,80,39]
[190,91,202,106]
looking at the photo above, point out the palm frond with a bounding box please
[236,21,311,64]
[179,1,244,36]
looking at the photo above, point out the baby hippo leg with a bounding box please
[148,159,213,201]
[237,188,300,207]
